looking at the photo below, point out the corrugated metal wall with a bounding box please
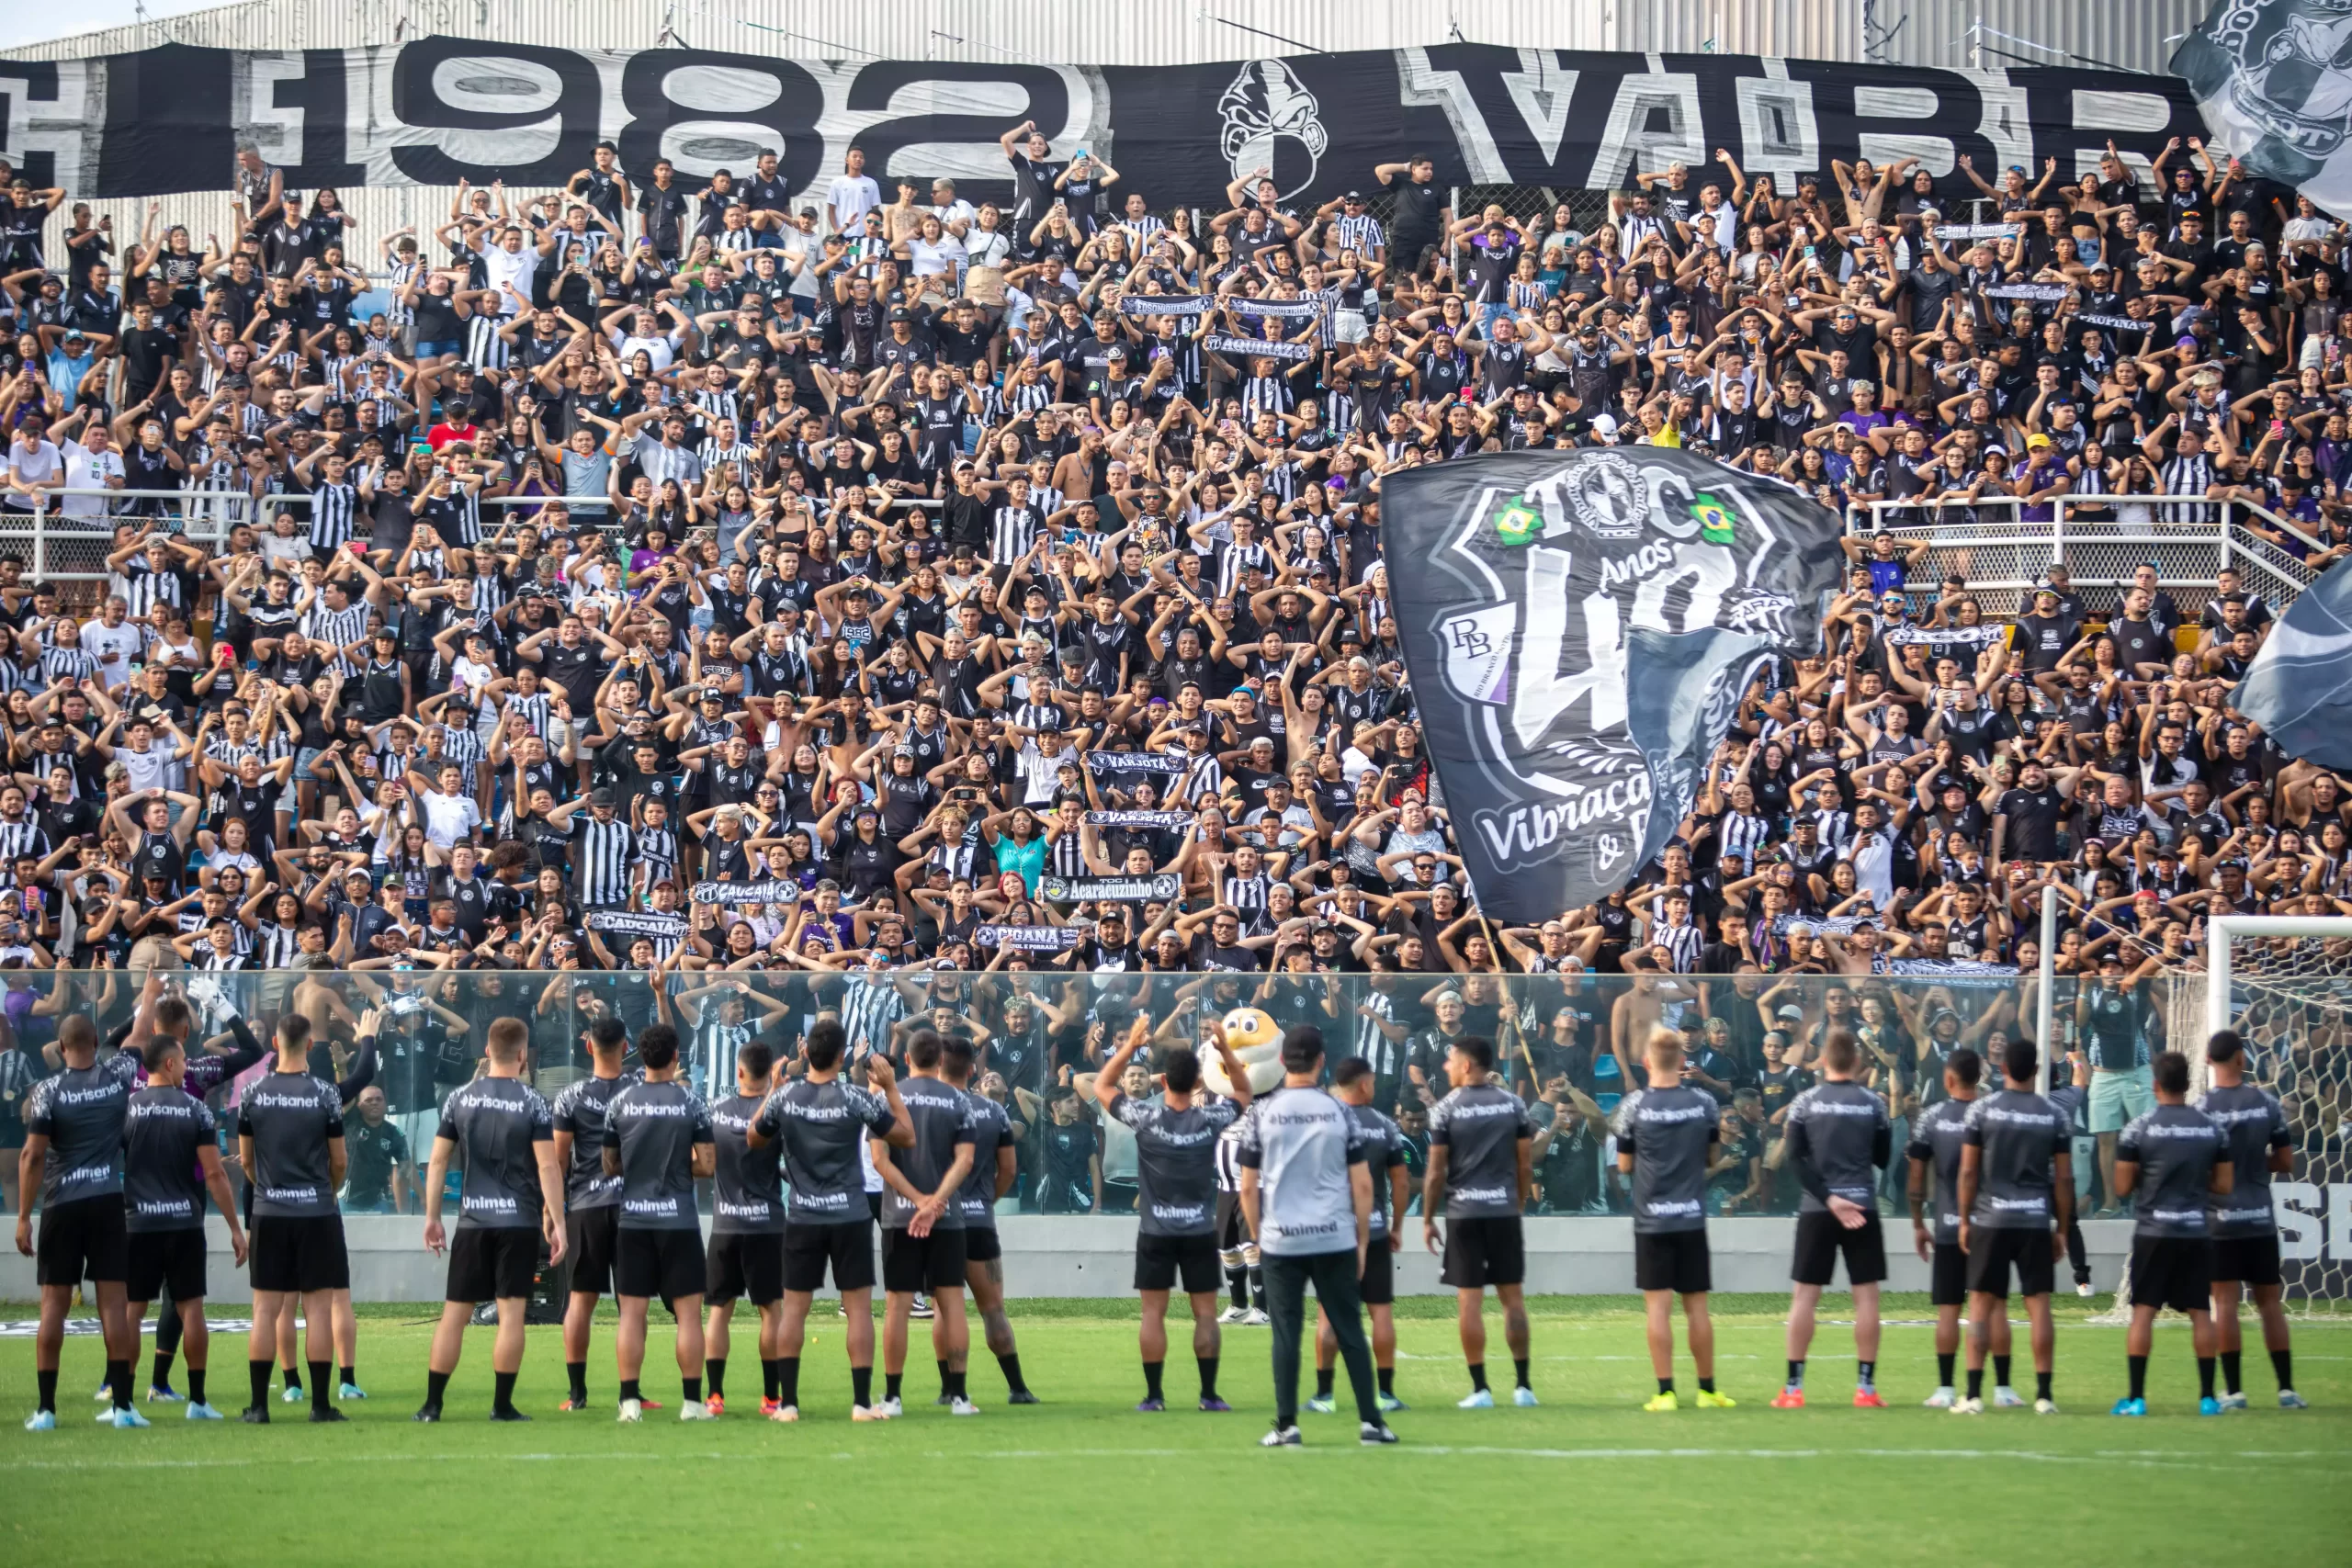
[8,0,1610,62]
[10,0,2214,70]
[1622,0,2210,77]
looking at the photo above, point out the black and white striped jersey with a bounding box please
[570,815,635,908]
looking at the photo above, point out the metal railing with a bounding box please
[1857,494,2331,618]
[0,490,254,584]
[0,487,944,586]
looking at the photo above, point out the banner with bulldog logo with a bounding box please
[2176,1,2352,212]
[1382,449,1844,923]
[2,37,2203,213]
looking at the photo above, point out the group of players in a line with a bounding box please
[12,982,2309,1439]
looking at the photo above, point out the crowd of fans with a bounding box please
[0,121,2346,1224]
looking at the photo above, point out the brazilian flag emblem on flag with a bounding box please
[1691,492,1736,545]
[1491,493,1542,547]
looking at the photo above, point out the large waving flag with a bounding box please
[2231,563,2352,765]
[1380,449,1846,923]
[2176,0,2352,215]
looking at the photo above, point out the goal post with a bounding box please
[2194,915,2352,1314]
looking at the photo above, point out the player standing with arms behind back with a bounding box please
[1311,1057,1409,1416]
[1094,1013,1253,1412]
[745,1019,914,1422]
[1615,1028,1736,1412]
[2199,1030,2305,1409]
[17,1016,141,1430]
[943,1036,1036,1404]
[1422,1036,1537,1408]
[605,1023,716,1423]
[1906,1048,1980,1409]
[702,1041,786,1416]
[551,1015,630,1413]
[121,1029,249,1422]
[1956,1038,2072,1416]
[872,1028,978,1416]
[1774,1030,1893,1409]
[2111,1049,2233,1416]
[1239,1024,1395,1448]
[239,1014,351,1424]
[416,1019,565,1423]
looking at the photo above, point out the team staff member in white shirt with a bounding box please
[1238,1023,1395,1449]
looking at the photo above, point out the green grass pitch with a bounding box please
[3,1294,2348,1565]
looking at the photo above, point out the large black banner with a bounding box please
[0,39,2206,210]
[1382,449,1844,924]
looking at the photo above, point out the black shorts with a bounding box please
[706,1231,786,1307]
[881,1226,968,1293]
[1359,1240,1396,1306]
[1792,1209,1888,1287]
[36,1195,129,1287]
[783,1221,876,1294]
[2129,1235,2214,1314]
[1634,1229,1712,1295]
[566,1205,620,1297]
[1964,1227,2056,1300]
[615,1226,707,1303]
[1440,1214,1525,1289]
[1216,1190,1249,1253]
[126,1227,205,1303]
[1929,1240,1968,1307]
[2211,1232,2284,1290]
[1134,1231,1222,1293]
[250,1214,350,1293]
[447,1226,540,1303]
[965,1226,1001,1264]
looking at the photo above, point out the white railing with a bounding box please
[4,486,944,584]
[1857,494,2330,617]
[0,490,254,583]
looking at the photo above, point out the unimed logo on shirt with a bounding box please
[1453,1183,1510,1206]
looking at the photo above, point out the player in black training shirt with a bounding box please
[746,1018,914,1422]
[1615,1030,1736,1412]
[17,1015,141,1430]
[942,1035,1037,1404]
[237,1013,351,1424]
[552,1015,632,1412]
[1312,1056,1410,1416]
[1956,1039,2073,1416]
[873,1028,978,1416]
[702,1040,786,1416]
[416,1020,564,1423]
[2199,1030,2306,1409]
[1776,1031,1894,1409]
[1094,1014,1253,1412]
[1422,1036,1536,1407]
[1906,1048,1979,1409]
[2112,1050,2232,1416]
[604,1023,716,1422]
[122,1027,249,1423]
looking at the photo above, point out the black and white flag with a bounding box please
[1381,448,1844,922]
[2176,1,2352,212]
[2230,556,2352,767]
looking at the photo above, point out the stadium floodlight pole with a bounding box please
[2033,883,2057,1095]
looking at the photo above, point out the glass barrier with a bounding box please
[3,965,2089,1225]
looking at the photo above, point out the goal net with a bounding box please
[2103,917,2352,1321]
